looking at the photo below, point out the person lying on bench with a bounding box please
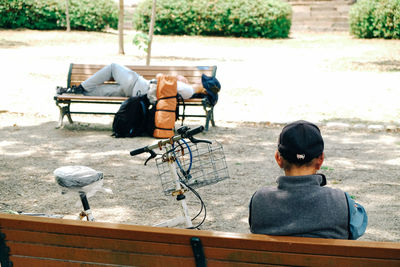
[56,63,220,104]
[249,120,368,239]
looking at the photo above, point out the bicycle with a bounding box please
[53,125,230,229]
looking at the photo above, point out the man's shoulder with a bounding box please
[254,186,278,194]
[251,186,280,202]
[320,185,346,197]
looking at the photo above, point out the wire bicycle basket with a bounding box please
[156,140,230,195]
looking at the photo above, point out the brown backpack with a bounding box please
[153,74,177,138]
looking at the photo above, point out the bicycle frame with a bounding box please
[153,149,193,228]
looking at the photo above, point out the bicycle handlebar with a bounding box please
[130,126,205,157]
[129,146,148,156]
[183,126,204,138]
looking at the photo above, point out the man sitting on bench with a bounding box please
[249,120,368,239]
[57,63,220,104]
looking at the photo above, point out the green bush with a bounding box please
[0,0,118,31]
[349,0,400,39]
[132,0,292,38]
[0,0,61,29]
[63,0,118,31]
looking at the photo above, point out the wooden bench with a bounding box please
[54,64,218,130]
[1,213,399,267]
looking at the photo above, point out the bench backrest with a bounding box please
[67,64,217,88]
[1,213,399,267]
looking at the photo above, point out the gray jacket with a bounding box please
[249,174,350,239]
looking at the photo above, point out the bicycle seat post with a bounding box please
[79,192,94,221]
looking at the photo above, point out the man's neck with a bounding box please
[284,166,317,177]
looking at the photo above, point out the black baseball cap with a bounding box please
[278,120,324,164]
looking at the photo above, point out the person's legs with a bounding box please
[81,63,141,96]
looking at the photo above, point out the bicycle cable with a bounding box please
[179,179,206,229]
[172,139,193,179]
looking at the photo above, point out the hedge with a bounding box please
[349,0,400,39]
[0,0,118,31]
[132,0,292,38]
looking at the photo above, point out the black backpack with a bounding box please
[112,95,154,138]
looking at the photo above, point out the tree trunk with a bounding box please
[65,0,70,32]
[118,0,125,55]
[146,0,157,66]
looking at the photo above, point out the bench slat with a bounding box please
[8,243,194,266]
[56,95,128,102]
[70,64,215,71]
[68,64,216,87]
[10,257,91,267]
[69,76,206,86]
[204,247,400,267]
[8,247,400,267]
[10,256,194,267]
[56,95,204,104]
[3,229,193,257]
[69,67,214,76]
[69,76,209,86]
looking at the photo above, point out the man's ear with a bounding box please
[275,151,284,168]
[315,152,324,170]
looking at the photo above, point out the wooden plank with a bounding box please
[3,229,193,257]
[68,71,211,79]
[10,257,99,267]
[68,64,215,86]
[10,256,277,267]
[68,76,205,86]
[179,99,203,104]
[8,242,194,266]
[69,73,209,82]
[71,64,215,71]
[56,95,128,101]
[69,67,213,75]
[203,246,400,267]
[55,95,204,104]
[70,65,214,75]
[207,260,268,267]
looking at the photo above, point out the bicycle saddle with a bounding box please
[54,166,103,189]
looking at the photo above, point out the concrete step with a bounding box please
[287,0,355,4]
[286,0,354,31]
[292,10,348,19]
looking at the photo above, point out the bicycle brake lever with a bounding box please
[144,150,157,165]
[189,136,212,144]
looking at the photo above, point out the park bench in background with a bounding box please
[1,213,400,266]
[54,64,217,130]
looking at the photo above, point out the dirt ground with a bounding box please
[0,30,399,242]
